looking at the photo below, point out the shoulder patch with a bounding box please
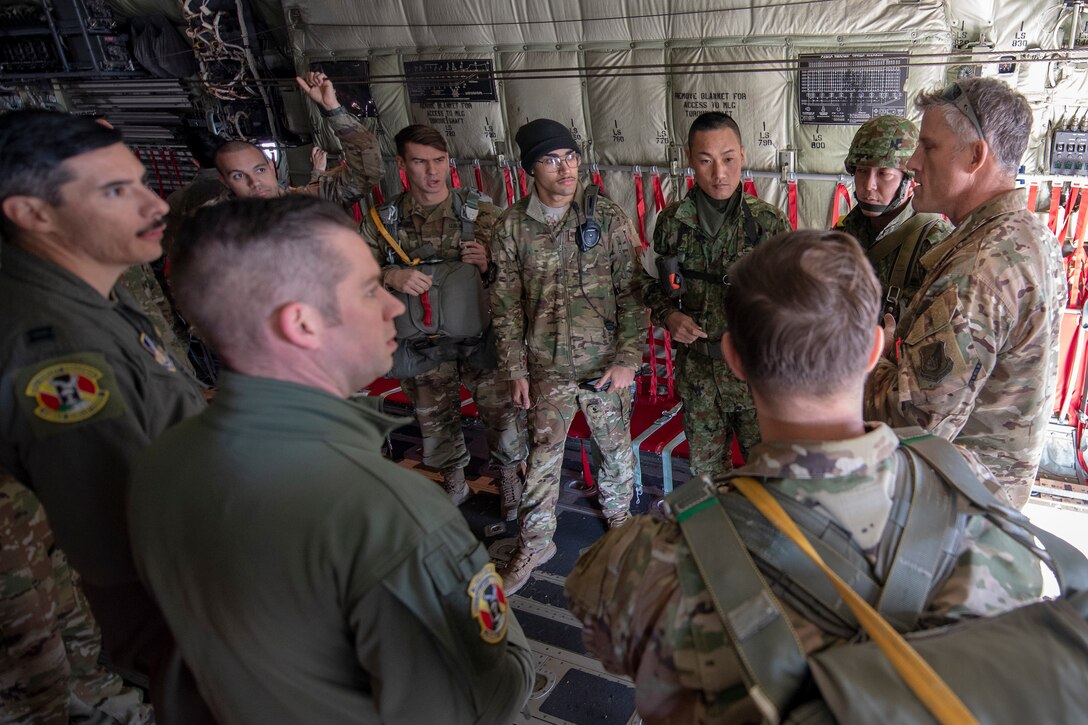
[467,562,509,644]
[14,353,126,436]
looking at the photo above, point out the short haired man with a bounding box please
[129,197,534,724]
[0,110,209,720]
[490,118,648,594]
[641,112,791,479]
[212,71,381,203]
[835,114,952,317]
[865,78,1067,508]
[360,124,526,514]
[566,230,1042,723]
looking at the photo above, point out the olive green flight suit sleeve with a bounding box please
[347,517,534,724]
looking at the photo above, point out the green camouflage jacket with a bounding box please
[490,184,647,381]
[835,200,952,313]
[565,423,1043,723]
[361,187,499,269]
[865,189,1067,508]
[1,473,153,724]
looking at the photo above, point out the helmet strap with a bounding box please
[854,174,912,216]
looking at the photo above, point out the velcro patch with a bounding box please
[14,352,126,437]
[467,562,509,644]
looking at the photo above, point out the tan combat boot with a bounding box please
[441,467,470,507]
[499,541,557,595]
[499,465,523,522]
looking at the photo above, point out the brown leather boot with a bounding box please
[441,467,470,507]
[499,465,523,522]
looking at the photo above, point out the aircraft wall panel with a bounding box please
[501,51,588,164]
[667,46,792,173]
[584,49,670,166]
[403,52,506,159]
[755,0,949,39]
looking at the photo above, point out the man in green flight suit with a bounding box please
[129,196,534,724]
[834,114,952,318]
[641,112,791,479]
[0,110,210,722]
[360,124,526,516]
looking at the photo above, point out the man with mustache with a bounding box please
[641,112,791,480]
[490,118,648,594]
[212,71,382,203]
[129,197,534,724]
[834,115,952,318]
[0,110,210,720]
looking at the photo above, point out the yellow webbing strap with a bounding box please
[369,205,419,266]
[730,476,979,725]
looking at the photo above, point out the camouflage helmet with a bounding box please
[844,115,918,176]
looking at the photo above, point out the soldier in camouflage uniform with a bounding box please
[1,471,154,724]
[865,78,1066,509]
[641,112,791,479]
[210,71,381,204]
[361,125,526,514]
[834,114,952,317]
[490,119,648,594]
[567,230,1044,723]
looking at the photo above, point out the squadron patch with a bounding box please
[14,353,126,436]
[24,362,111,423]
[918,340,954,383]
[467,563,509,644]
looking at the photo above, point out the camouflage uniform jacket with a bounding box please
[835,200,952,311]
[490,183,647,381]
[865,189,1066,507]
[641,188,791,399]
[1,472,153,724]
[208,110,382,206]
[361,187,499,277]
[565,423,1043,723]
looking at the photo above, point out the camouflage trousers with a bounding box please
[676,353,760,479]
[519,378,636,550]
[401,361,527,471]
[0,476,153,725]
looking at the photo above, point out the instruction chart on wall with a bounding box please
[798,52,908,125]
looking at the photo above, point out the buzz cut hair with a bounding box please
[725,230,881,396]
[687,112,743,149]
[169,196,355,363]
[213,140,266,171]
[394,124,448,157]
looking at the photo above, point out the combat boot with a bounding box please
[499,465,523,522]
[606,511,631,529]
[441,467,470,507]
[499,541,557,595]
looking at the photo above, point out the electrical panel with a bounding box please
[0,0,133,77]
[1051,130,1088,176]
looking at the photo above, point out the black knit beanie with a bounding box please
[515,119,579,173]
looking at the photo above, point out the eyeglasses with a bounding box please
[536,151,581,170]
[941,83,985,141]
